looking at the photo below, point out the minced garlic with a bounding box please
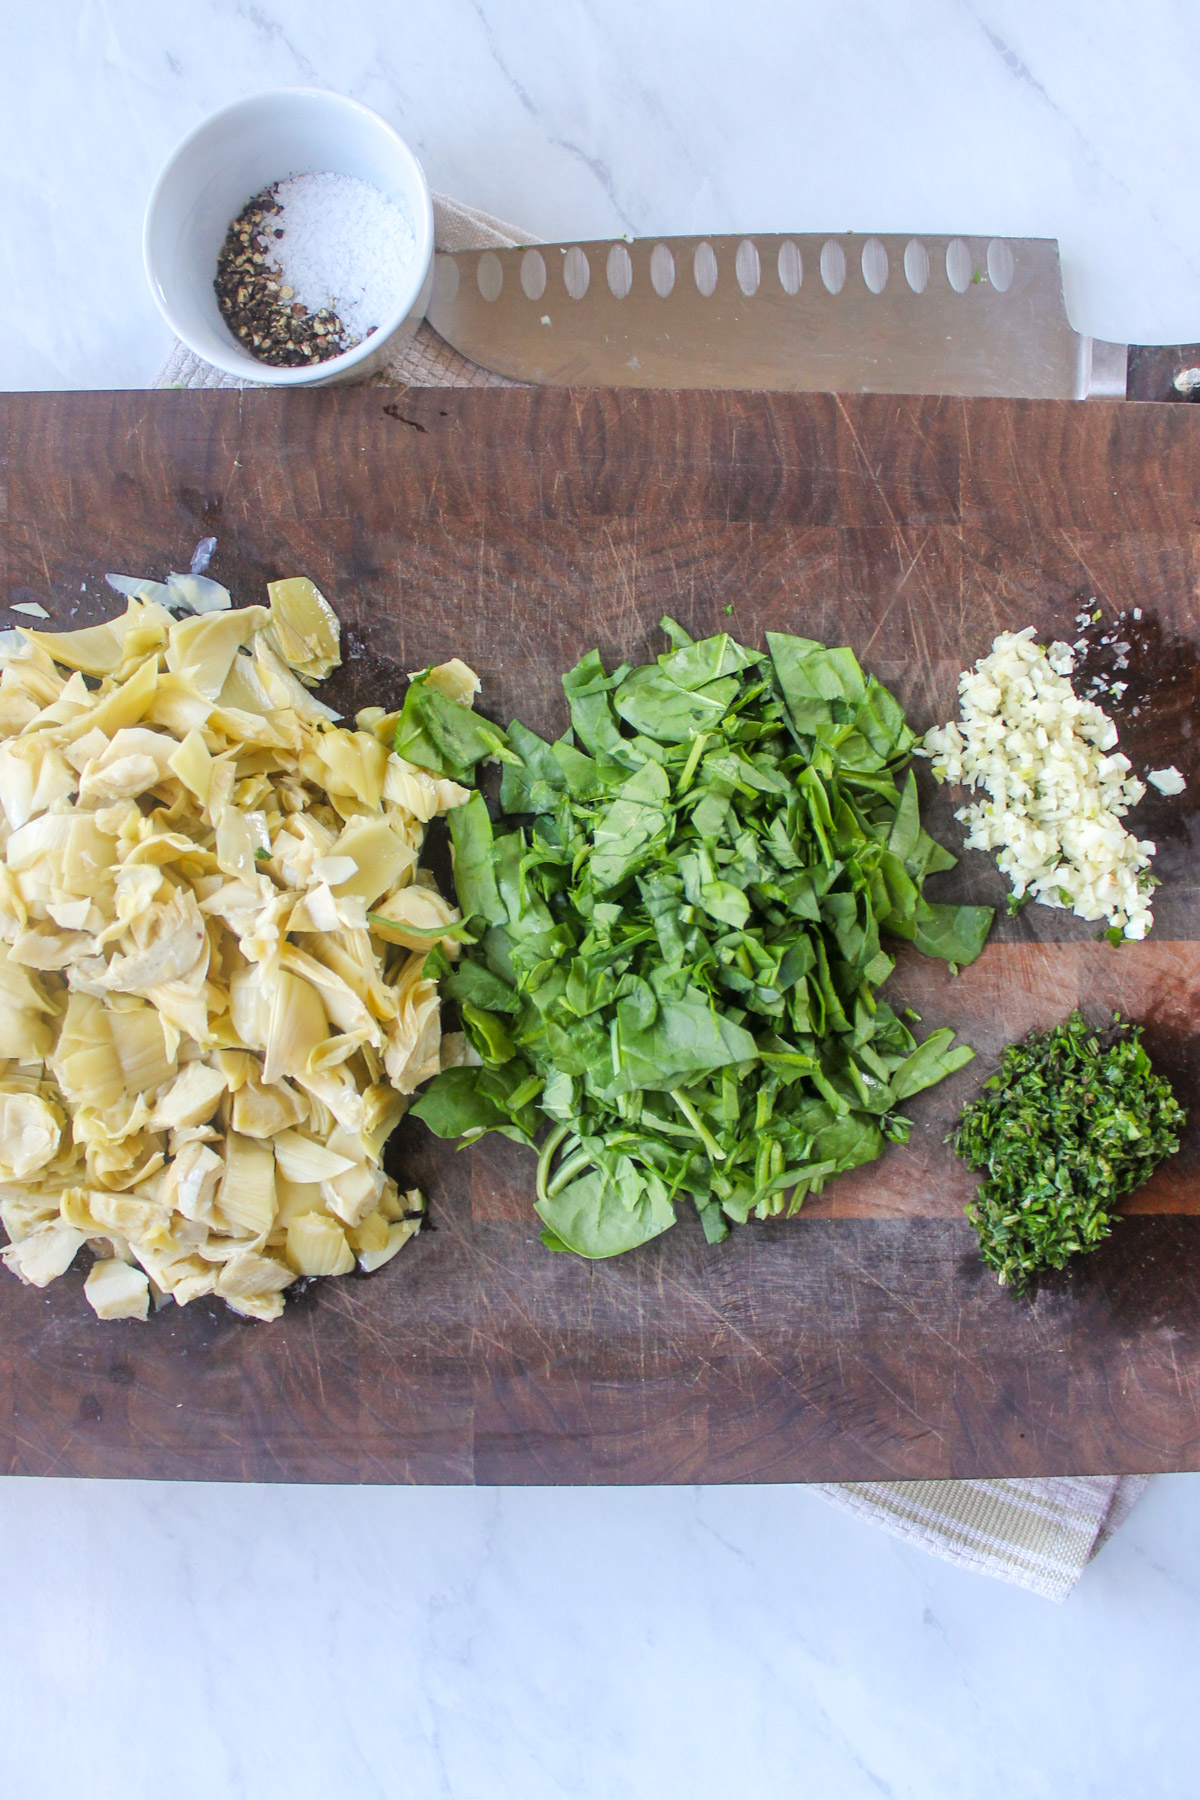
[922,627,1157,940]
[0,572,472,1322]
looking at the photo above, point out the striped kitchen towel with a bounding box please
[156,194,1149,1603]
[814,1474,1147,1602]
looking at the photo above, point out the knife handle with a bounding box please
[1126,344,1200,401]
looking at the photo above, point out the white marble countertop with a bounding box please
[7,0,1200,389]
[3,3,1200,1794]
[0,1472,1197,1798]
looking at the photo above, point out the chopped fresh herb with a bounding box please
[413,620,992,1259]
[953,1011,1184,1290]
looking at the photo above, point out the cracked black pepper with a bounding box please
[214,186,351,368]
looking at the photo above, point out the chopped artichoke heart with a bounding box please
[108,1004,177,1097]
[166,572,233,616]
[167,728,213,801]
[89,1189,163,1240]
[263,970,328,1085]
[416,658,482,705]
[217,652,276,716]
[52,994,125,1111]
[0,1089,61,1178]
[316,728,389,809]
[330,816,415,904]
[370,885,461,948]
[84,1257,150,1321]
[163,1139,224,1223]
[166,609,263,700]
[273,1175,327,1227]
[272,1129,358,1184]
[231,1074,309,1137]
[0,736,77,830]
[286,1211,355,1278]
[0,575,462,1322]
[254,632,341,723]
[321,1157,384,1227]
[216,804,270,880]
[99,889,208,995]
[216,1249,294,1300]
[24,600,158,677]
[221,1290,286,1322]
[149,1060,227,1131]
[266,577,341,682]
[78,728,177,804]
[357,1219,421,1273]
[147,674,213,738]
[281,946,379,1043]
[2,1222,87,1287]
[217,1133,277,1237]
[60,652,158,744]
[0,949,56,1061]
[347,1209,389,1256]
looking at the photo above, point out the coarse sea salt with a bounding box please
[265,172,416,345]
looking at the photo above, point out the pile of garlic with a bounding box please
[922,627,1164,939]
[0,572,472,1322]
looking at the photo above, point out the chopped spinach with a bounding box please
[395,667,519,783]
[412,620,992,1258]
[953,1011,1185,1289]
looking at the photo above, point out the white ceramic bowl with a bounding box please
[144,88,435,386]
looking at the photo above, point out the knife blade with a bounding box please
[425,231,1182,401]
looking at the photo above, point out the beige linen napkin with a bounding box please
[156,195,1148,1601]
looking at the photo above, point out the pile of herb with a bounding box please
[953,1011,1185,1290]
[408,620,993,1259]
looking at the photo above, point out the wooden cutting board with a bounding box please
[2,386,1200,1485]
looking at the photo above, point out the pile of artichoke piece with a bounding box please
[0,571,471,1322]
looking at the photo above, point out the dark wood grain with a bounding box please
[2,386,1200,1484]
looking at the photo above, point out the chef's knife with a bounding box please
[426,232,1198,401]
